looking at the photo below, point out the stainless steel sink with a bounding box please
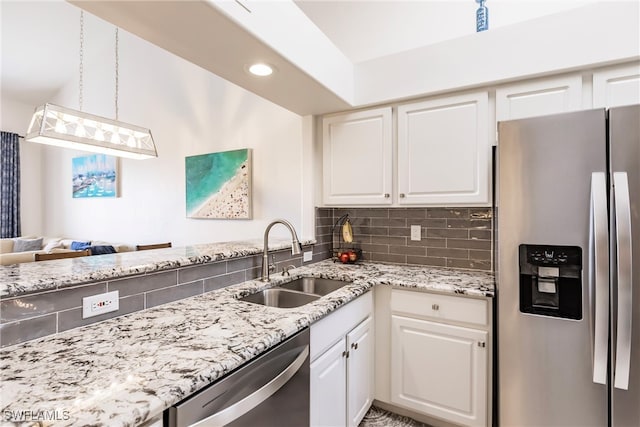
[239,288,320,308]
[278,277,351,296]
[239,277,351,308]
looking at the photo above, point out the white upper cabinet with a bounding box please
[593,62,640,108]
[322,107,393,205]
[496,74,583,122]
[397,91,490,205]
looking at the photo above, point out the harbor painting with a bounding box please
[185,149,252,219]
[72,154,118,198]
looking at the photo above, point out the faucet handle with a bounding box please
[282,264,297,276]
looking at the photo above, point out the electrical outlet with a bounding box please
[82,291,119,319]
[303,251,313,262]
[410,225,421,241]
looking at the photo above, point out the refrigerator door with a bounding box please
[609,104,640,427]
[497,109,608,426]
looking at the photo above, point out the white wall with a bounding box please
[15,10,311,246]
[355,1,640,107]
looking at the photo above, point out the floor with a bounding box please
[359,405,430,427]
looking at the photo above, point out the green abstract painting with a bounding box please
[185,149,252,219]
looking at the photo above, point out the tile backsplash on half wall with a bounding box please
[315,207,493,271]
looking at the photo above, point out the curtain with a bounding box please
[0,131,21,238]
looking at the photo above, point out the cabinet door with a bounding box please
[397,91,490,205]
[322,107,392,205]
[310,339,347,427]
[593,62,640,108]
[496,74,583,122]
[346,316,374,427]
[391,315,488,427]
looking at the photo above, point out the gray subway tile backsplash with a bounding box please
[204,271,246,292]
[109,270,178,297]
[0,314,57,347]
[447,258,492,270]
[389,245,426,256]
[145,281,204,309]
[318,206,492,272]
[177,261,226,284]
[226,256,258,273]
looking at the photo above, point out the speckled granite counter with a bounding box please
[0,238,315,299]
[0,260,493,426]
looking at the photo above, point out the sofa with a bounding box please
[0,236,135,266]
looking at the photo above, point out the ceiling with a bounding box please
[1,0,598,115]
[294,0,596,64]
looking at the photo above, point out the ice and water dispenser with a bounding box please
[519,244,582,320]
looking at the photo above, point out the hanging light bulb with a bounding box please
[25,10,157,160]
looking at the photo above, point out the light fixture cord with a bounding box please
[115,27,119,121]
[79,10,84,111]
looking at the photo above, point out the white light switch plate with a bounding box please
[410,225,421,241]
[83,290,119,319]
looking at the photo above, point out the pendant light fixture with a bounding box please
[25,11,157,160]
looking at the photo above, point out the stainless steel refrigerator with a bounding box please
[496,105,640,427]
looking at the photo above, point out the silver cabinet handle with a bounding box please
[431,304,439,311]
[384,193,390,198]
[351,342,358,350]
[399,193,406,198]
[613,172,632,390]
[477,342,486,348]
[192,346,309,427]
[590,172,609,385]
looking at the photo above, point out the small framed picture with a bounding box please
[72,154,119,198]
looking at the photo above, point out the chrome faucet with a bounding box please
[262,219,302,282]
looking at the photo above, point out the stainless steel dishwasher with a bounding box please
[166,329,309,427]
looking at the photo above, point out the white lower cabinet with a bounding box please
[391,316,487,427]
[311,338,347,427]
[388,289,491,427]
[310,292,374,427]
[346,317,374,426]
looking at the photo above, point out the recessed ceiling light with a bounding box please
[248,63,274,77]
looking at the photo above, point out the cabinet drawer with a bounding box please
[390,289,487,326]
[311,291,373,361]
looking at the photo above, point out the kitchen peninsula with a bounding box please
[0,244,493,426]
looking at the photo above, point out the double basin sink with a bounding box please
[240,277,351,308]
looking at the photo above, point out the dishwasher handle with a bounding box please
[191,345,309,427]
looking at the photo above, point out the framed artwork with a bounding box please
[185,148,252,219]
[72,154,119,198]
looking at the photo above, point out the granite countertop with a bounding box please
[0,238,316,299]
[0,260,494,427]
